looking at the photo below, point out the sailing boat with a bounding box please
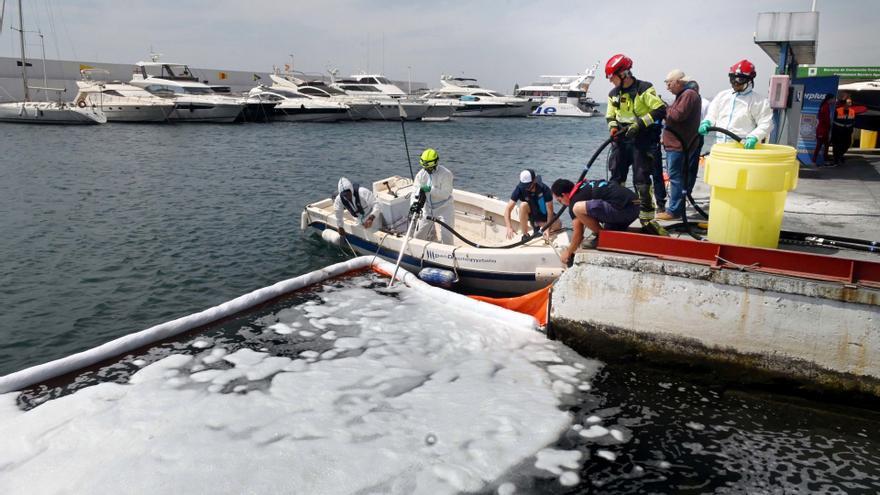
[0,0,106,124]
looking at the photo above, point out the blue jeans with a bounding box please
[667,147,701,216]
[666,150,686,216]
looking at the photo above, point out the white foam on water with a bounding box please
[596,449,617,462]
[0,279,601,494]
[534,448,582,475]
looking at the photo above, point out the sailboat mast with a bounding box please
[17,0,29,101]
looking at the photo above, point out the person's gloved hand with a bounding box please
[698,119,712,136]
[609,127,620,141]
[420,184,431,193]
[625,121,641,139]
[743,136,758,149]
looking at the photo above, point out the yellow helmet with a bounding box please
[419,148,439,169]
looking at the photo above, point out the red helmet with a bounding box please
[605,54,633,79]
[729,59,756,80]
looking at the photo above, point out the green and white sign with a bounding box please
[796,66,880,79]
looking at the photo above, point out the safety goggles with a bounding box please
[728,74,751,85]
[420,158,438,169]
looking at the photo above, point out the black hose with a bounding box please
[662,126,704,240]
[707,126,743,143]
[779,230,880,253]
[425,136,615,250]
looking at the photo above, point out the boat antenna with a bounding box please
[1,0,7,34]
[398,102,415,181]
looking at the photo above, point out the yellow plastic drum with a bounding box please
[703,142,798,248]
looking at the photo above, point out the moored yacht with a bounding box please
[74,69,174,122]
[247,85,350,122]
[342,73,458,121]
[422,76,535,118]
[326,70,429,121]
[0,0,105,125]
[129,57,243,123]
[514,65,600,117]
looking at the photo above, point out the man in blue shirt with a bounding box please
[504,169,560,240]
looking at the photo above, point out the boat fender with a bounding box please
[321,229,342,246]
[77,100,87,108]
[417,267,457,289]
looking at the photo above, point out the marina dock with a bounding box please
[551,152,880,401]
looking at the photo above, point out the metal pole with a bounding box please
[16,0,29,101]
[38,31,48,102]
[407,66,412,95]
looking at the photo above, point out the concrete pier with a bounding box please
[550,152,880,399]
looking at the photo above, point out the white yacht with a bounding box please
[73,69,174,122]
[0,0,105,125]
[269,73,384,122]
[514,65,600,117]
[129,58,243,123]
[326,70,429,121]
[247,85,350,122]
[422,76,535,118]
[340,73,458,121]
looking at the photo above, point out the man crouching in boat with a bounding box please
[504,169,561,241]
[550,178,640,264]
[412,148,455,244]
[334,177,382,235]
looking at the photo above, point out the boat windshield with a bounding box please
[375,77,392,84]
[161,64,198,81]
[270,89,306,99]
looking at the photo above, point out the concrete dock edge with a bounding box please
[550,251,880,398]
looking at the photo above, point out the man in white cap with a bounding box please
[503,169,559,240]
[658,69,702,221]
[334,177,381,236]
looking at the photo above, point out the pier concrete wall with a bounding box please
[550,251,880,396]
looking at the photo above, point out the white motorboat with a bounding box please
[422,76,536,118]
[269,73,379,121]
[247,85,350,122]
[514,65,600,117]
[0,0,105,125]
[129,57,244,123]
[73,69,174,122]
[301,175,568,295]
[338,72,457,121]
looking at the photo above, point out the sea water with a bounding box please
[1,119,879,493]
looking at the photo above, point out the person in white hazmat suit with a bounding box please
[699,59,773,149]
[334,177,382,235]
[410,148,455,245]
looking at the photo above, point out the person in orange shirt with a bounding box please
[831,93,857,166]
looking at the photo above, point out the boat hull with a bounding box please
[102,104,174,122]
[0,102,106,124]
[347,101,429,121]
[170,101,243,123]
[454,102,534,118]
[301,178,568,295]
[274,105,351,122]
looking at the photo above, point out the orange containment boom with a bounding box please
[470,286,552,327]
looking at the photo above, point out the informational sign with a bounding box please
[791,76,839,166]
[796,66,880,80]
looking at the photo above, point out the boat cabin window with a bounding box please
[375,77,391,84]
[143,84,180,96]
[183,87,213,95]
[357,77,380,84]
[101,90,125,97]
[338,84,381,92]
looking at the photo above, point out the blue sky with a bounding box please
[1,0,878,100]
